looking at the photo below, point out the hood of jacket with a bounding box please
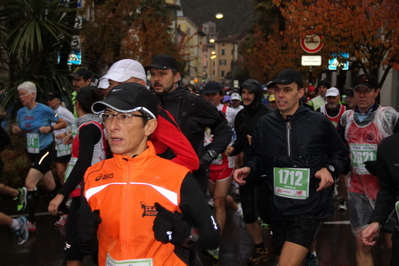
[76,113,101,128]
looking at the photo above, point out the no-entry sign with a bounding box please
[300,35,323,54]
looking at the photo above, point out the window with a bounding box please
[220,60,226,66]
[221,70,225,77]
[221,49,225,55]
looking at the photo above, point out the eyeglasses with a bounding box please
[354,88,374,94]
[100,112,145,124]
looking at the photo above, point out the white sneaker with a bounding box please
[55,214,68,226]
[12,217,29,245]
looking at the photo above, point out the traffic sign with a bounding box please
[301,55,322,66]
[328,53,349,70]
[300,35,323,54]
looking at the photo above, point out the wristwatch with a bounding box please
[325,164,335,175]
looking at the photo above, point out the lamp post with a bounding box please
[215,13,224,19]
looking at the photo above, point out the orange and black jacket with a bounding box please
[80,141,220,266]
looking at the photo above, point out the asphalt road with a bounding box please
[0,195,392,266]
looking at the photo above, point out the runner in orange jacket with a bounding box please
[77,83,220,266]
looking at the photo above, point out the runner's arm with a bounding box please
[58,124,101,196]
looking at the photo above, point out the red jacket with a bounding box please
[151,106,199,171]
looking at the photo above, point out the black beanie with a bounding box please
[317,79,330,89]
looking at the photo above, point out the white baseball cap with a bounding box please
[325,87,340,97]
[231,93,240,100]
[102,59,146,83]
[97,78,109,89]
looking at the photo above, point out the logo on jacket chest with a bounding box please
[141,202,157,217]
[95,173,114,181]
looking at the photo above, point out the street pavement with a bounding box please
[0,195,392,266]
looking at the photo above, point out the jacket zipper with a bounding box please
[286,121,291,156]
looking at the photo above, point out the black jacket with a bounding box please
[369,132,399,225]
[158,86,232,159]
[246,104,349,221]
[231,103,273,162]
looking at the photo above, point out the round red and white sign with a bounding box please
[300,35,323,54]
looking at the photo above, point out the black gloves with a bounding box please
[196,150,218,181]
[77,209,102,254]
[200,150,217,164]
[364,161,378,176]
[152,202,190,245]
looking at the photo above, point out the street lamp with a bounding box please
[215,13,224,19]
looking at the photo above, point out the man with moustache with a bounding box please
[68,67,92,92]
[146,54,232,195]
[234,69,348,266]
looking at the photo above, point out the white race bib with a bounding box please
[56,143,72,157]
[106,254,153,266]
[350,143,377,175]
[273,167,310,200]
[26,133,40,154]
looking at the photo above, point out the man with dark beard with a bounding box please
[146,54,232,195]
[225,79,273,265]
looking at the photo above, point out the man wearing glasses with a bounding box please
[340,74,399,266]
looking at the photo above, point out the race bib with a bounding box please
[106,254,153,266]
[64,157,78,182]
[350,144,377,175]
[56,143,72,157]
[211,153,223,165]
[71,122,78,137]
[273,167,310,200]
[26,133,40,154]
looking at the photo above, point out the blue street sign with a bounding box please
[328,53,349,70]
[58,50,82,65]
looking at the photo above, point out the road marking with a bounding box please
[9,211,52,218]
[324,220,351,225]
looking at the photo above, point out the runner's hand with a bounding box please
[233,167,250,185]
[48,194,64,215]
[153,202,190,245]
[12,125,21,134]
[314,168,334,192]
[362,222,381,246]
[225,146,234,156]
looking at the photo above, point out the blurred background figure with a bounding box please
[307,85,316,100]
[222,95,232,107]
[268,94,276,109]
[231,93,243,112]
[185,83,197,94]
